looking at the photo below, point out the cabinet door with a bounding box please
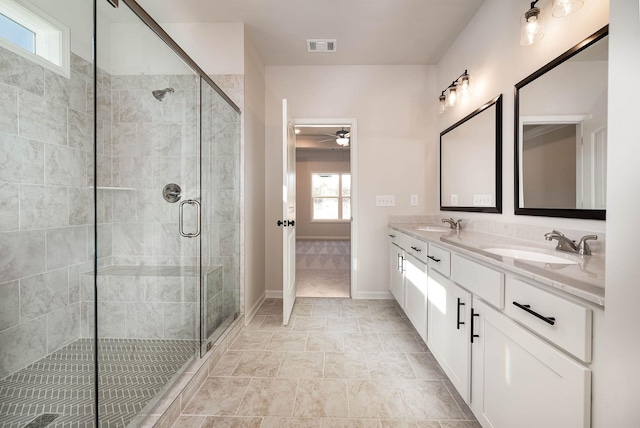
[427,269,471,402]
[389,243,405,308]
[471,298,591,428]
[404,254,428,342]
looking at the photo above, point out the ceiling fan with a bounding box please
[316,127,350,146]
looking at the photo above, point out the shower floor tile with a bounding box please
[0,338,196,428]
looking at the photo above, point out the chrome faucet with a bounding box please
[442,218,462,231]
[544,230,598,256]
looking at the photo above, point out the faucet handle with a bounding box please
[577,235,598,256]
[552,230,565,237]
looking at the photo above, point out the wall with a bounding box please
[296,153,351,239]
[264,65,436,298]
[604,0,640,423]
[436,0,608,233]
[242,34,267,319]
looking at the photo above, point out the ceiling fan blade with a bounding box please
[316,138,335,143]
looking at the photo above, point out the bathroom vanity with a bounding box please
[388,222,604,428]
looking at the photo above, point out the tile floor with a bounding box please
[174,298,480,427]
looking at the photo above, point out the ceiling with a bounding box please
[296,125,351,153]
[136,0,484,66]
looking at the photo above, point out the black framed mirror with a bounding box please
[515,26,608,220]
[440,95,503,213]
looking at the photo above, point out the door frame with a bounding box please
[293,117,358,298]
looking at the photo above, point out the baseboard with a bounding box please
[355,290,394,300]
[296,236,350,241]
[266,290,283,299]
[245,291,266,325]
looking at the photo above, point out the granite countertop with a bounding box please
[389,223,605,307]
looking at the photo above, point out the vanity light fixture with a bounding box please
[520,0,544,46]
[438,70,471,112]
[552,0,584,17]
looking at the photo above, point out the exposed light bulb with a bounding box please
[336,137,349,146]
[459,73,471,96]
[295,128,300,134]
[439,93,447,113]
[446,85,458,107]
[520,6,544,46]
[552,0,584,17]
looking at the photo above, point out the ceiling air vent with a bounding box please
[306,39,337,53]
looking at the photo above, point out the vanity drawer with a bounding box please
[388,228,412,251]
[451,254,504,309]
[410,238,429,264]
[505,277,592,362]
[427,244,451,277]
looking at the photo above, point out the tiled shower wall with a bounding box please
[0,46,97,379]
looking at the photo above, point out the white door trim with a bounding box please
[293,117,358,299]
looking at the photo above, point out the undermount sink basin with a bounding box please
[483,248,579,265]
[415,225,451,233]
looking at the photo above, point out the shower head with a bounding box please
[152,87,175,101]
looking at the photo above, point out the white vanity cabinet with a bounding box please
[404,253,428,341]
[427,268,472,402]
[388,241,406,308]
[471,298,591,428]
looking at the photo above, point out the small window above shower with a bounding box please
[0,0,70,77]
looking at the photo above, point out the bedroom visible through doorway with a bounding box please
[294,125,352,297]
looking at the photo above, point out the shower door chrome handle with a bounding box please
[179,199,201,238]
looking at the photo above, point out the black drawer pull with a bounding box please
[513,301,556,326]
[410,246,422,252]
[456,298,465,330]
[427,255,441,263]
[470,308,479,343]
[389,234,396,238]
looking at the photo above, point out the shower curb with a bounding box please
[138,315,245,428]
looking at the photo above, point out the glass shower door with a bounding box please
[95,1,200,425]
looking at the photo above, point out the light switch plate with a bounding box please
[450,194,458,206]
[473,194,492,206]
[376,195,395,206]
[410,194,418,206]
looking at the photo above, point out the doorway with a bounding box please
[293,120,356,298]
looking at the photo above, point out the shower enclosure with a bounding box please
[0,0,241,426]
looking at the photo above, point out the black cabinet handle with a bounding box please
[456,298,465,330]
[427,255,441,263]
[410,246,422,252]
[513,301,556,325]
[389,234,396,238]
[470,308,479,343]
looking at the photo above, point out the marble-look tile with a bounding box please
[255,304,283,317]
[112,222,144,256]
[159,222,183,256]
[257,315,293,331]
[0,134,44,184]
[267,331,308,351]
[438,422,482,428]
[326,317,360,333]
[111,189,137,222]
[18,91,68,146]
[388,317,416,333]
[70,53,92,78]
[293,316,327,331]
[95,301,125,337]
[380,421,439,428]
[182,377,251,416]
[305,332,344,352]
[323,352,369,379]
[0,230,46,282]
[96,223,112,259]
[46,226,88,270]
[111,122,137,156]
[293,378,349,418]
[340,306,372,317]
[45,143,87,187]
[343,333,382,353]
[367,352,416,380]
[347,380,405,419]
[68,187,93,226]
[0,183,19,231]
[236,378,298,417]
[46,302,80,352]
[278,351,324,379]
[212,189,240,223]
[45,69,87,112]
[0,45,44,96]
[291,304,313,316]
[68,261,92,304]
[0,280,19,330]
[216,156,240,190]
[145,276,183,302]
[201,416,263,428]
[379,333,424,352]
[210,350,243,376]
[93,153,113,187]
[0,82,18,135]
[443,380,476,420]
[323,419,381,428]
[406,353,447,380]
[68,108,93,151]
[229,330,273,351]
[260,418,320,428]
[113,156,153,188]
[20,268,68,321]
[395,380,464,420]
[169,415,206,428]
[232,351,283,377]
[125,302,164,339]
[19,184,68,229]
[164,302,196,339]
[0,317,46,379]
[357,317,395,333]
[312,305,341,317]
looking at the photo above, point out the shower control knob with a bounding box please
[163,183,182,203]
